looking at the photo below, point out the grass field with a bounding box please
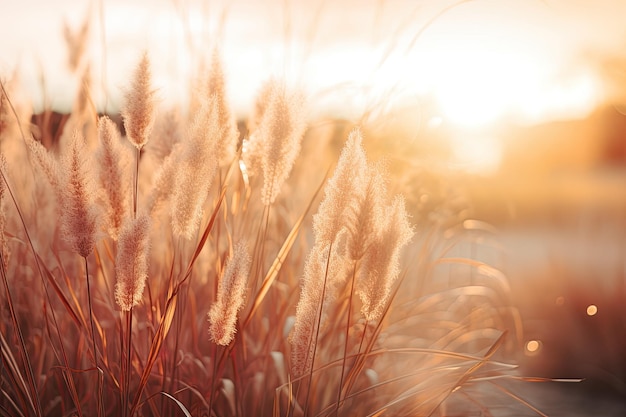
[2,2,626,416]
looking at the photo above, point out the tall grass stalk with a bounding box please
[84,255,103,417]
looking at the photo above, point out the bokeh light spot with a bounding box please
[525,340,541,356]
[586,305,598,316]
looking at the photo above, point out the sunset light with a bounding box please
[1,1,626,416]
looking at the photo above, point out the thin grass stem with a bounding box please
[84,255,103,417]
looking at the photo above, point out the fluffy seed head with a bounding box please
[115,214,151,311]
[358,196,413,322]
[208,242,251,345]
[313,128,368,246]
[122,53,156,149]
[25,135,61,195]
[60,131,100,258]
[170,97,220,239]
[257,83,306,205]
[208,50,239,164]
[345,164,386,261]
[63,17,89,72]
[291,242,348,377]
[96,116,131,239]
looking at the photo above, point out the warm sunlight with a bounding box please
[1,1,626,415]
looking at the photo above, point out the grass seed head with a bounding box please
[122,53,156,150]
[115,214,151,311]
[208,242,251,345]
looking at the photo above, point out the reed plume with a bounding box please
[115,214,151,311]
[122,53,156,218]
[241,80,277,179]
[291,241,348,377]
[122,53,156,150]
[96,116,131,239]
[252,82,306,205]
[208,242,251,346]
[145,142,181,215]
[207,50,239,165]
[170,97,220,239]
[358,196,413,322]
[60,130,100,258]
[312,128,367,246]
[248,79,275,134]
[25,135,62,196]
[345,164,386,261]
[63,15,89,72]
[291,129,368,377]
[148,108,182,161]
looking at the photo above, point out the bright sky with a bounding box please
[1,0,626,170]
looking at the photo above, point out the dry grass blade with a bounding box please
[455,330,508,387]
[423,331,509,417]
[489,381,549,417]
[34,252,82,328]
[0,324,36,416]
[182,187,227,282]
[243,175,326,328]
[1,257,41,416]
[433,257,511,293]
[0,389,26,417]
[159,392,193,417]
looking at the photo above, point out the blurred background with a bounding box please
[1,0,626,412]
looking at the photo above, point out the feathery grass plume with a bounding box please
[207,50,239,164]
[122,53,156,150]
[358,196,413,322]
[147,108,182,161]
[312,128,368,246]
[248,79,275,134]
[208,242,251,346]
[60,130,100,258]
[241,80,277,178]
[0,154,9,270]
[291,241,348,377]
[115,214,151,311]
[145,143,181,215]
[72,66,96,122]
[256,83,306,205]
[345,164,386,261]
[170,96,220,239]
[25,135,62,195]
[63,15,89,72]
[96,116,131,239]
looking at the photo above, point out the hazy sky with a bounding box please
[2,0,626,125]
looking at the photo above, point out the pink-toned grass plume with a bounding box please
[170,96,220,239]
[208,242,251,346]
[115,214,151,311]
[254,82,306,205]
[96,116,131,239]
[290,242,348,376]
[312,128,367,247]
[60,130,100,258]
[358,196,413,322]
[207,50,239,165]
[122,53,156,150]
